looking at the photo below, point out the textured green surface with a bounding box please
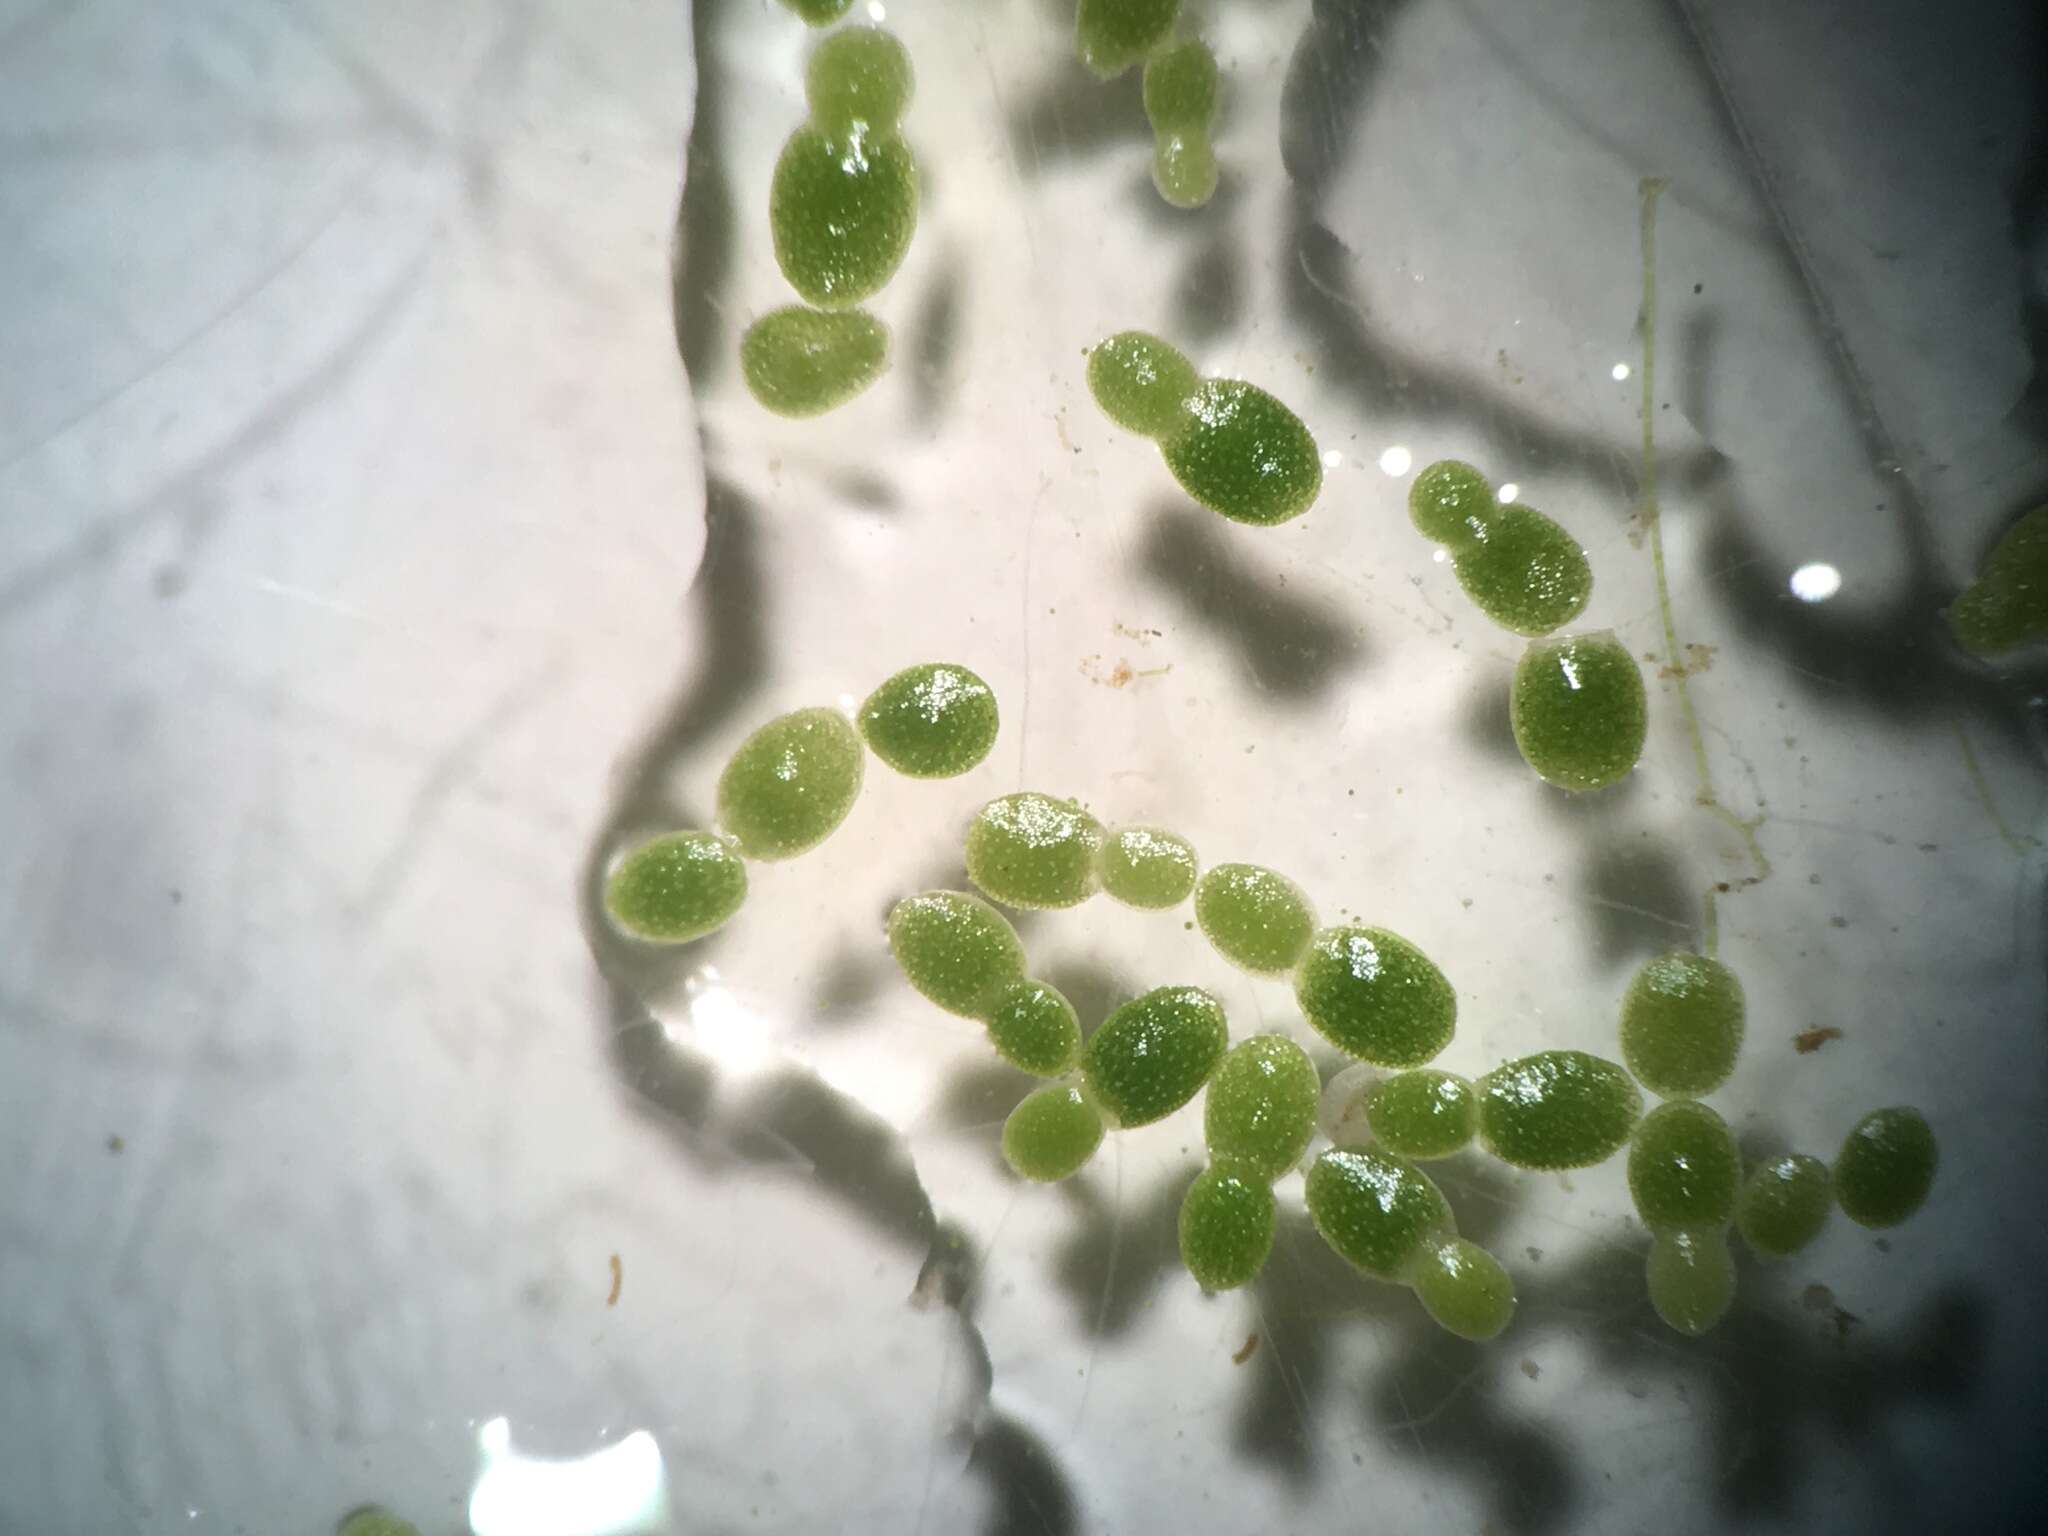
[1195,862,1317,976]
[716,706,864,859]
[1074,0,1180,78]
[1477,1049,1642,1170]
[740,305,889,417]
[1294,925,1456,1067]
[1405,1237,1516,1341]
[1305,1147,1452,1280]
[1142,36,1217,125]
[965,791,1105,909]
[1086,330,1199,439]
[1834,1106,1937,1228]
[1178,1163,1277,1291]
[1143,40,1219,209]
[1002,1083,1105,1182]
[1626,1100,1740,1234]
[1151,132,1218,210]
[770,125,918,309]
[1618,950,1745,1098]
[1645,1228,1735,1336]
[1452,505,1592,637]
[1948,502,2048,656]
[1367,1070,1477,1161]
[858,661,999,777]
[338,1513,421,1536]
[1203,1035,1319,1180]
[1162,378,1323,525]
[1098,824,1199,908]
[1408,459,1494,545]
[984,978,1081,1077]
[805,25,913,132]
[604,830,748,944]
[1735,1153,1832,1259]
[886,889,1026,1017]
[1509,631,1647,792]
[1081,985,1228,1128]
[779,0,852,25]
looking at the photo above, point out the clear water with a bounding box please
[2,1,2044,1531]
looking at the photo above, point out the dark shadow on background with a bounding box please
[1137,502,1369,700]
[1052,1162,1191,1340]
[907,250,966,426]
[672,0,735,388]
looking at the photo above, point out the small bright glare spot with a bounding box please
[1377,445,1412,477]
[1790,562,1842,603]
[1611,362,1632,381]
[1432,548,1448,564]
[867,2,887,19]
[1497,482,1520,504]
[670,972,775,1077]
[1322,449,1344,470]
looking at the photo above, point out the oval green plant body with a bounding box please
[1178,1163,1277,1291]
[1143,40,1219,209]
[1086,330,1199,439]
[964,791,1105,910]
[1833,1106,1937,1228]
[1074,0,1180,79]
[983,978,1081,1077]
[1947,502,2048,656]
[1002,1083,1105,1182]
[1735,1152,1832,1259]
[1618,950,1746,1099]
[740,306,889,417]
[338,1512,421,1536]
[805,25,913,132]
[1477,1049,1642,1170]
[716,706,865,859]
[1081,985,1228,1128]
[1452,505,1592,637]
[1509,631,1648,792]
[1304,1147,1452,1280]
[770,125,918,309]
[886,889,1025,1017]
[1367,1069,1478,1161]
[604,830,748,944]
[1626,1100,1741,1234]
[1645,1228,1735,1336]
[1294,925,1456,1067]
[1203,1035,1320,1180]
[779,0,852,25]
[1405,1236,1516,1341]
[1161,378,1323,526]
[1098,824,1199,909]
[858,661,999,777]
[1408,459,1495,546]
[1195,862,1317,976]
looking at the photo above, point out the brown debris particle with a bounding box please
[1658,642,1717,679]
[1793,1025,1843,1055]
[106,1135,125,1155]
[1519,1359,1541,1380]
[1113,622,1164,642]
[1080,655,1172,689]
[1524,1246,1544,1263]
[606,1253,623,1307]
[1232,1332,1259,1365]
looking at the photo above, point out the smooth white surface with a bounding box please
[4,1,2046,1532]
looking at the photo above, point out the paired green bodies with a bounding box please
[746,26,919,414]
[1407,463,1642,792]
[1088,330,1323,526]
[605,663,997,946]
[1407,459,1592,638]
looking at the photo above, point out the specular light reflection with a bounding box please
[469,1417,671,1536]
[1789,562,1841,603]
